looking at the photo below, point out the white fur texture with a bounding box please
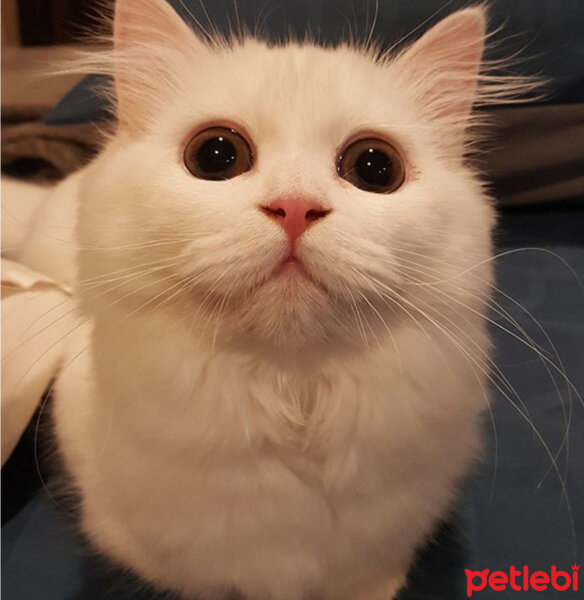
[39,1,505,598]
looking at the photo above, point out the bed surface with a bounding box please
[3,204,583,599]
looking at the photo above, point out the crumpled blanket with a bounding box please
[1,260,75,464]
[1,107,104,183]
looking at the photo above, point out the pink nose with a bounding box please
[261,198,330,243]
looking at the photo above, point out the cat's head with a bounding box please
[78,0,506,360]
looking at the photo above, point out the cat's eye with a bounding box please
[337,138,405,194]
[184,127,253,180]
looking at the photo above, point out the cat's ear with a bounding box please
[394,7,486,142]
[113,0,206,133]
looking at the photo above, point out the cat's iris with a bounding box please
[337,138,405,194]
[184,127,253,180]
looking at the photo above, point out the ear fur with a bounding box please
[113,0,207,133]
[394,7,486,146]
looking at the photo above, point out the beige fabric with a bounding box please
[1,259,75,465]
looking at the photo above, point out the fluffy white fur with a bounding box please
[19,1,512,598]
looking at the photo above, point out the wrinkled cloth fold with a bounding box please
[1,107,103,183]
[1,259,76,465]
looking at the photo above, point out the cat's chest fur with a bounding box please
[55,309,486,599]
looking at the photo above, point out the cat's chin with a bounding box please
[239,270,333,346]
[179,259,388,357]
[218,270,373,358]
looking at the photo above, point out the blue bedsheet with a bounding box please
[2,206,583,599]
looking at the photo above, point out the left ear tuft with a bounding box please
[113,0,207,134]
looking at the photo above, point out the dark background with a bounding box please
[16,0,98,45]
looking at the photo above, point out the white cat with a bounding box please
[16,0,525,598]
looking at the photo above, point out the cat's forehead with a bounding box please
[173,39,411,141]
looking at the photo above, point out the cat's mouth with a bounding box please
[265,252,328,293]
[274,254,306,276]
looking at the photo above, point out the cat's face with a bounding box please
[78,0,495,358]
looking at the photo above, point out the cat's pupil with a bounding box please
[355,148,391,188]
[197,136,237,174]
